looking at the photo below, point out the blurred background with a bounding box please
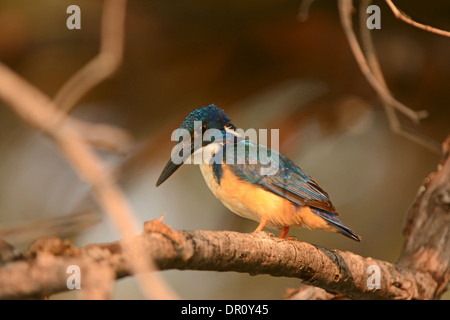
[0,0,448,299]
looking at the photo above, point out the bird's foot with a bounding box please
[279,227,297,240]
[279,227,289,239]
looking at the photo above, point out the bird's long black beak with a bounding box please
[156,137,199,187]
[156,158,182,187]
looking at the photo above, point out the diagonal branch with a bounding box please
[385,0,450,38]
[0,61,177,300]
[0,0,179,300]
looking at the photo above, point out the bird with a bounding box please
[156,104,361,241]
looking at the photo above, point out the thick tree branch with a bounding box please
[0,205,443,301]
[2,134,449,300]
[0,228,430,299]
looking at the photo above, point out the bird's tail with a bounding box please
[311,207,361,242]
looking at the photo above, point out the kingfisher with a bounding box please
[156,104,361,241]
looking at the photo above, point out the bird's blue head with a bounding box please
[156,104,235,186]
[179,104,236,133]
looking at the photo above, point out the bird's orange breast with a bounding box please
[200,163,334,231]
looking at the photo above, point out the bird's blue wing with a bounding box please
[223,140,338,214]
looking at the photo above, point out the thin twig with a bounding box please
[53,0,126,115]
[338,0,441,154]
[385,0,450,38]
[53,0,132,154]
[359,0,441,153]
[338,0,423,121]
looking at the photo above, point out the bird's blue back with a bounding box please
[212,139,338,215]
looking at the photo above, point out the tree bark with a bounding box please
[397,135,450,299]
